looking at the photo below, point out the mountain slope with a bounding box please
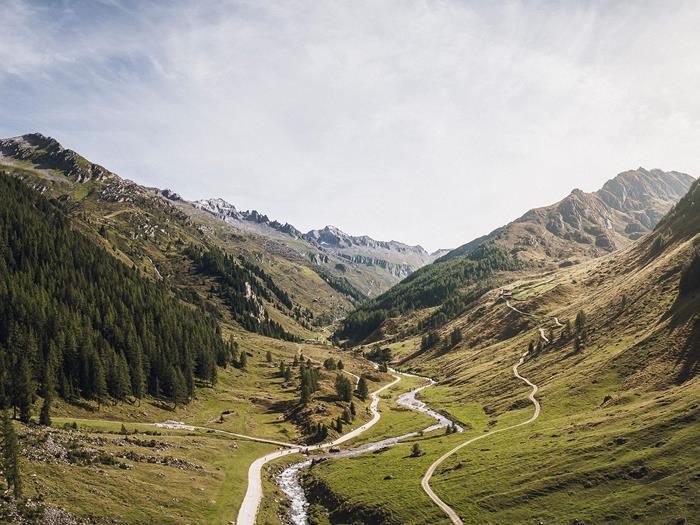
[192,197,443,298]
[0,172,226,413]
[308,177,700,525]
[0,133,355,336]
[338,168,695,344]
[446,167,694,264]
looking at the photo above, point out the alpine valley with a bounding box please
[0,132,698,525]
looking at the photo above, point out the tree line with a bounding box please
[337,243,521,342]
[186,245,300,341]
[0,173,227,421]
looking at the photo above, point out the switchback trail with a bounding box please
[421,294,545,525]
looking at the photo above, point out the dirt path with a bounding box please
[421,350,540,525]
[152,421,297,448]
[236,373,402,525]
[421,296,544,525]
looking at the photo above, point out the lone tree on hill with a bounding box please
[411,442,423,457]
[266,351,273,363]
[575,310,587,338]
[356,376,369,401]
[335,374,353,402]
[450,327,462,347]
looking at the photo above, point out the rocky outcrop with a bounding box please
[0,133,115,183]
[193,198,303,238]
[446,168,695,264]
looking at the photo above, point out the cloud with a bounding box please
[1,0,699,250]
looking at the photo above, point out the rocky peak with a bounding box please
[596,168,695,213]
[193,198,243,220]
[303,225,429,256]
[0,133,115,183]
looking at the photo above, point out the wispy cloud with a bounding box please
[2,0,699,250]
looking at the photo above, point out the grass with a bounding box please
[19,332,387,524]
[344,373,437,446]
[17,419,277,524]
[299,234,700,524]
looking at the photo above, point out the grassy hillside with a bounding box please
[304,179,700,524]
[0,133,356,338]
[0,134,398,523]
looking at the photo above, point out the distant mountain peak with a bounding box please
[444,167,695,264]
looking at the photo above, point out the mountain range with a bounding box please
[0,131,698,525]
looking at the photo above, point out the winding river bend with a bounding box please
[277,370,461,525]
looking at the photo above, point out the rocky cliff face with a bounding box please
[446,168,695,265]
[0,133,115,183]
[193,199,442,278]
[193,198,303,238]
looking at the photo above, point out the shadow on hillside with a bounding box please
[663,290,700,384]
[675,316,700,383]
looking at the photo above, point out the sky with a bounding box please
[1,1,699,251]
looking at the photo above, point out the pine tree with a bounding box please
[350,401,356,419]
[39,361,54,426]
[561,320,573,342]
[356,376,369,401]
[335,374,353,402]
[266,351,273,363]
[335,416,343,433]
[279,360,286,378]
[575,310,587,336]
[411,442,423,457]
[172,369,188,407]
[337,360,344,370]
[93,356,108,409]
[450,327,462,347]
[1,410,22,499]
[293,354,299,367]
[342,407,352,423]
[300,382,312,405]
[239,351,248,370]
[13,353,34,423]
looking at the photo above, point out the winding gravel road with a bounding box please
[235,372,402,525]
[278,370,461,525]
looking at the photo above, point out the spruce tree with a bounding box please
[411,442,422,457]
[13,353,34,423]
[300,382,312,405]
[39,361,54,426]
[1,410,22,499]
[356,376,369,401]
[266,351,273,363]
[335,374,353,402]
[239,351,248,370]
